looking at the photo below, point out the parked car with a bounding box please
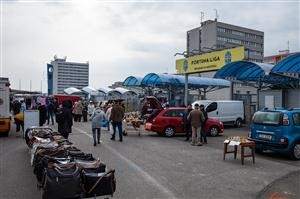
[145,107,224,137]
[192,100,244,127]
[248,108,300,160]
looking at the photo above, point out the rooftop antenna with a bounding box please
[214,9,219,21]
[200,11,204,24]
[287,40,290,51]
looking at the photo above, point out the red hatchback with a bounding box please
[145,107,224,137]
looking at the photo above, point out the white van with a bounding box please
[192,100,244,127]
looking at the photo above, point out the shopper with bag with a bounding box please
[90,107,107,146]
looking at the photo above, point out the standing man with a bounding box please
[183,105,192,141]
[187,103,204,146]
[47,100,55,125]
[200,104,208,144]
[38,103,47,127]
[110,101,125,142]
[74,100,83,122]
[57,100,73,139]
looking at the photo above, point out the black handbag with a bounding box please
[82,169,116,198]
[42,164,82,199]
[75,159,106,173]
[34,156,72,186]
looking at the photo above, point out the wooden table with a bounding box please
[223,138,255,165]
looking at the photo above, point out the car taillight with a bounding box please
[153,118,156,123]
[283,114,289,125]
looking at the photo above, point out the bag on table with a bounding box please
[42,163,82,199]
[82,169,116,198]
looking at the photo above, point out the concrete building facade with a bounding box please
[187,19,264,62]
[47,56,89,95]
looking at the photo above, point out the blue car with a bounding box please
[248,108,300,160]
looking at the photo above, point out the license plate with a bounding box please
[145,123,152,130]
[258,134,272,140]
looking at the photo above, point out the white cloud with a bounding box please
[1,0,299,92]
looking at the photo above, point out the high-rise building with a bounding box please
[187,19,264,62]
[47,56,89,95]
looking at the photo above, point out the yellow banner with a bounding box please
[176,46,245,74]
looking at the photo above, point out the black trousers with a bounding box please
[92,128,101,144]
[184,124,191,140]
[112,121,123,141]
[200,123,207,143]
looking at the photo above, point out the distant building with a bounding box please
[264,50,299,65]
[47,56,89,95]
[187,19,264,62]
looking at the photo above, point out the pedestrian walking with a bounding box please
[200,104,208,144]
[47,100,55,125]
[57,100,73,139]
[110,101,125,142]
[187,103,205,146]
[183,105,192,141]
[90,107,107,146]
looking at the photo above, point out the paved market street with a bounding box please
[0,122,299,199]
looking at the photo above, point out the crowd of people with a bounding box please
[11,96,208,148]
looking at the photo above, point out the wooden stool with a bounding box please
[223,142,238,160]
[240,141,255,165]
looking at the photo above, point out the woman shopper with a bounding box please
[90,107,107,146]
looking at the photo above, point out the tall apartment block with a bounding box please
[187,19,264,62]
[47,56,89,95]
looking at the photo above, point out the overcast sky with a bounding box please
[1,0,299,92]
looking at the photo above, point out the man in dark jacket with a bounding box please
[38,103,47,126]
[47,100,55,125]
[110,101,125,142]
[182,105,192,141]
[57,100,73,139]
[200,104,208,144]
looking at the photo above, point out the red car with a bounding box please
[145,107,224,137]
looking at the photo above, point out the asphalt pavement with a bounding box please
[0,122,299,199]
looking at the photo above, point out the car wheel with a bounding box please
[209,126,219,137]
[290,142,300,160]
[235,118,242,128]
[164,126,175,137]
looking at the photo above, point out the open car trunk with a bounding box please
[139,96,163,122]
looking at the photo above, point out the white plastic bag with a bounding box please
[109,123,114,135]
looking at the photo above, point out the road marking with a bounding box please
[73,127,178,199]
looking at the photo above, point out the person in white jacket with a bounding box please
[105,103,113,131]
[87,101,95,118]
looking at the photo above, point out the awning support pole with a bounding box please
[184,74,188,106]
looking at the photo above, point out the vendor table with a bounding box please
[223,136,255,165]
